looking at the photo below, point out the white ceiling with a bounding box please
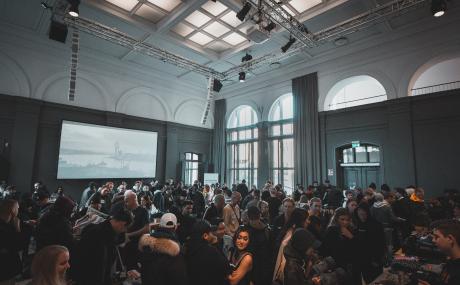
[0,0,451,85]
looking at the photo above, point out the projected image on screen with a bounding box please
[57,121,158,179]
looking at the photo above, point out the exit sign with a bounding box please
[352,141,360,148]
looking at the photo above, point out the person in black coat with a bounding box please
[71,208,133,285]
[0,199,22,283]
[284,228,320,285]
[236,180,249,201]
[185,220,231,285]
[138,213,188,285]
[354,203,385,283]
[35,196,75,253]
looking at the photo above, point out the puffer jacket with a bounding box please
[139,230,188,285]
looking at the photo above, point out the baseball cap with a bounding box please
[160,213,177,229]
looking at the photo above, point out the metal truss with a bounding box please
[64,16,225,80]
[247,0,316,48]
[64,0,428,81]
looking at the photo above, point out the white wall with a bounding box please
[0,22,213,129]
[413,58,460,88]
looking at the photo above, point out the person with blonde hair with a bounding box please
[30,245,70,285]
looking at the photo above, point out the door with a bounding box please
[337,144,381,190]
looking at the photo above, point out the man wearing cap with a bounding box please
[138,213,188,285]
[283,228,321,285]
[185,220,231,285]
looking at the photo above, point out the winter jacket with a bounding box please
[71,220,118,285]
[0,220,22,281]
[35,209,74,252]
[236,183,249,200]
[371,201,400,227]
[283,244,313,285]
[247,220,272,285]
[185,237,231,285]
[138,230,188,285]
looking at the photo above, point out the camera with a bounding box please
[311,256,349,285]
[391,257,444,285]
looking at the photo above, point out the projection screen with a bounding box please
[57,121,158,179]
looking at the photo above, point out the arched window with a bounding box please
[268,94,294,194]
[227,105,258,187]
[411,58,460,96]
[325,76,387,111]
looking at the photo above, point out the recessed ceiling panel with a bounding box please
[147,0,182,12]
[203,21,231,38]
[289,0,322,14]
[202,1,228,16]
[282,5,296,16]
[223,32,247,46]
[105,0,138,11]
[189,32,214,45]
[135,4,165,23]
[172,22,195,37]
[185,10,212,28]
[207,41,231,52]
[220,11,243,27]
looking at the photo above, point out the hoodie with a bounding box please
[371,200,401,227]
[138,230,188,285]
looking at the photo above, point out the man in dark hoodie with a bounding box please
[283,228,321,285]
[138,213,188,285]
[185,219,231,285]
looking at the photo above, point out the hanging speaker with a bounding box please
[49,20,68,43]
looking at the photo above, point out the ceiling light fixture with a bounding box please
[281,36,296,53]
[236,2,252,21]
[68,0,80,17]
[264,22,276,32]
[431,0,447,17]
[239,72,246,82]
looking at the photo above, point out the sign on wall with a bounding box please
[204,173,219,185]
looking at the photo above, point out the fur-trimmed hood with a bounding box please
[138,234,180,257]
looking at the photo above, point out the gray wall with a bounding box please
[0,94,212,201]
[320,90,460,197]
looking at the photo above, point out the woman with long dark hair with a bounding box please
[321,207,359,285]
[228,227,253,285]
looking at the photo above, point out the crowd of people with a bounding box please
[1,178,460,285]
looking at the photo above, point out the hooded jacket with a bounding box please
[138,230,187,285]
[370,200,400,227]
[283,244,313,285]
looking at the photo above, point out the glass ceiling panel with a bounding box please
[207,41,231,52]
[147,0,182,12]
[189,32,214,45]
[289,0,322,14]
[223,32,247,46]
[202,1,228,16]
[185,10,212,27]
[105,0,138,11]
[220,10,242,27]
[203,21,231,38]
[135,4,165,23]
[171,22,195,37]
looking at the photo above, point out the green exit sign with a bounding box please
[352,141,360,148]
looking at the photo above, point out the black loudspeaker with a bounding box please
[213,79,223,92]
[49,20,68,43]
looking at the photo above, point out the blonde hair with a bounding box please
[31,245,69,285]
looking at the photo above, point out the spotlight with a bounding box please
[68,0,80,17]
[236,2,251,21]
[264,22,276,32]
[431,0,446,17]
[213,79,223,92]
[41,2,52,9]
[281,36,296,53]
[239,72,246,82]
[242,53,253,62]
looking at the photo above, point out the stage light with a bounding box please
[431,0,446,17]
[239,72,246,82]
[242,53,253,62]
[213,79,223,92]
[68,0,80,17]
[237,2,251,21]
[281,36,296,53]
[264,22,276,32]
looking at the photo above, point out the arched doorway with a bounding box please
[336,144,381,190]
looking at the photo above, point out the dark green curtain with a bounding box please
[212,99,226,183]
[293,72,321,186]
